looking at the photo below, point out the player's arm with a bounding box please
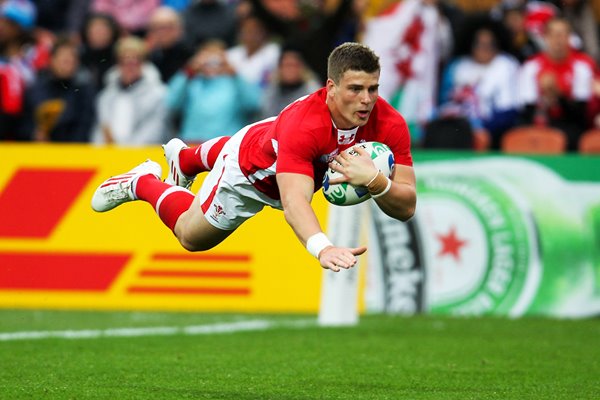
[371,164,416,221]
[276,172,366,271]
[329,147,416,221]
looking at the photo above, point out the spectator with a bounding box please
[182,0,238,48]
[522,1,559,45]
[247,0,355,83]
[165,39,262,143]
[586,73,600,129]
[496,2,542,62]
[32,0,90,38]
[26,37,95,142]
[517,17,595,150]
[91,0,161,36]
[79,12,121,91]
[226,14,280,90]
[548,0,600,62]
[0,0,40,141]
[146,6,193,83]
[260,47,320,119]
[428,18,519,149]
[363,0,453,144]
[92,36,169,145]
[491,1,558,52]
[331,0,368,46]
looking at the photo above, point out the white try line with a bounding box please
[0,318,316,342]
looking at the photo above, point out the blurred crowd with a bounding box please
[1,0,600,152]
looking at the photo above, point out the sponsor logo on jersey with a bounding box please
[338,132,356,145]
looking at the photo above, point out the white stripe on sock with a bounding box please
[199,136,226,170]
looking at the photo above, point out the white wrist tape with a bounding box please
[371,177,392,199]
[306,232,333,259]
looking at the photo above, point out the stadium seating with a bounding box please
[501,125,567,154]
[579,129,600,154]
[473,130,491,152]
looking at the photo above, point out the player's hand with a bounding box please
[328,146,378,186]
[318,245,367,272]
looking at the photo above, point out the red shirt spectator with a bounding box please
[517,17,595,150]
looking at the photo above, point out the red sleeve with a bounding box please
[382,121,413,167]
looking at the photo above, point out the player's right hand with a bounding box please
[318,246,367,272]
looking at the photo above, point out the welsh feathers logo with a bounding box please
[210,203,226,222]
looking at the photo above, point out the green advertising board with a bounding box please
[365,152,600,318]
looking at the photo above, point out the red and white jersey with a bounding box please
[238,88,413,200]
[518,51,595,105]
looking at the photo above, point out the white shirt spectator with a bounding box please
[92,63,169,145]
[227,42,280,89]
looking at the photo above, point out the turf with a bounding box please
[0,310,598,399]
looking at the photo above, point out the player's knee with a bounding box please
[179,238,204,252]
[178,236,214,252]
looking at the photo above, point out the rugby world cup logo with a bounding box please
[322,172,348,205]
[358,141,395,175]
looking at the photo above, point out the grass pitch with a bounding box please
[0,310,598,399]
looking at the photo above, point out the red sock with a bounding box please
[179,136,231,176]
[134,175,194,232]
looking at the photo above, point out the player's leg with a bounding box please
[147,150,264,251]
[171,130,271,250]
[132,172,235,251]
[91,161,233,251]
[170,194,233,251]
[163,136,230,189]
[93,124,268,250]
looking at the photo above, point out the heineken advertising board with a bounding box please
[359,154,600,319]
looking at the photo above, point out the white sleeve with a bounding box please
[494,58,520,110]
[517,60,540,107]
[572,60,593,101]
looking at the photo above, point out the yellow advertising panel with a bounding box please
[0,144,327,312]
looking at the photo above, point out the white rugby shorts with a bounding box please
[198,122,282,231]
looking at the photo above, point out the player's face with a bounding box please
[326,69,380,129]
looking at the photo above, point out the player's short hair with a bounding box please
[327,42,380,84]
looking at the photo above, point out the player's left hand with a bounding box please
[328,146,378,186]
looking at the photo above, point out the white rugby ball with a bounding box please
[322,141,395,206]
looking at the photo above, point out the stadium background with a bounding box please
[1,0,600,396]
[1,143,598,318]
[1,144,598,400]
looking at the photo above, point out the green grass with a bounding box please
[0,310,598,399]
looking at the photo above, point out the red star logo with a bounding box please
[437,226,468,262]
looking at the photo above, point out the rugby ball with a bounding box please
[322,141,395,206]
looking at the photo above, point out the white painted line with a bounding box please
[0,319,314,342]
